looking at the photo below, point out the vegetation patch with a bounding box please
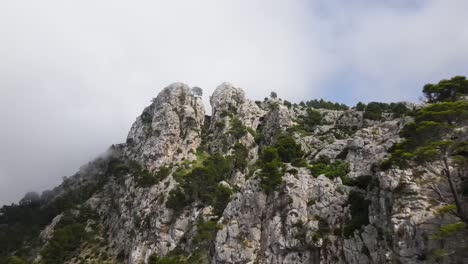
[258,147,285,194]
[303,99,348,111]
[40,207,99,264]
[343,190,370,238]
[308,156,350,179]
[430,222,466,240]
[297,108,322,132]
[341,175,374,190]
[274,134,304,164]
[360,102,412,120]
[228,117,248,139]
[166,154,234,217]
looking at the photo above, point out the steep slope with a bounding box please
[1,79,468,264]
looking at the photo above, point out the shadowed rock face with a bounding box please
[15,83,468,264]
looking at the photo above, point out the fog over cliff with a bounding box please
[1,0,468,205]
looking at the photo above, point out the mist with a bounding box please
[1,0,467,205]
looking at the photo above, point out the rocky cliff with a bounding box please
[2,81,468,264]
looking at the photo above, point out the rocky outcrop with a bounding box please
[20,83,468,264]
[125,82,205,171]
[207,82,264,154]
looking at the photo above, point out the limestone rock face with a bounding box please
[125,82,205,171]
[28,83,468,264]
[208,82,264,154]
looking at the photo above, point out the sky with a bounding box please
[0,0,467,205]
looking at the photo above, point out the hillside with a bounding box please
[1,77,468,264]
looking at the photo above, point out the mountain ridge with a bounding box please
[1,78,468,264]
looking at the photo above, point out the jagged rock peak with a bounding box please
[125,82,205,170]
[207,82,264,154]
[210,82,246,116]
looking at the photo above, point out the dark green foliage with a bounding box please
[215,121,225,129]
[108,158,130,177]
[390,102,412,118]
[220,110,233,118]
[383,96,468,224]
[166,187,190,215]
[232,143,249,171]
[430,222,466,240]
[40,209,94,264]
[355,102,366,111]
[213,185,234,216]
[291,158,308,167]
[363,102,384,120]
[342,175,374,190]
[136,165,170,188]
[283,100,292,108]
[0,158,112,261]
[274,134,304,163]
[258,147,284,194]
[3,256,27,264]
[193,218,221,246]
[309,159,350,179]
[141,110,153,123]
[270,91,278,99]
[166,155,233,217]
[378,158,393,171]
[148,254,185,264]
[384,100,468,169]
[423,76,468,103]
[363,102,411,120]
[305,99,348,111]
[229,117,248,139]
[343,191,370,238]
[301,108,322,132]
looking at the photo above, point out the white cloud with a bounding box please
[0,0,467,204]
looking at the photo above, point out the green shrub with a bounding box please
[258,147,284,194]
[40,211,90,264]
[134,163,170,188]
[437,204,457,215]
[309,159,350,179]
[229,117,248,139]
[193,218,222,246]
[342,175,373,190]
[220,110,233,118]
[301,108,322,132]
[305,99,348,111]
[363,102,384,121]
[148,254,185,264]
[166,187,190,215]
[390,102,411,118]
[215,121,225,129]
[108,158,130,177]
[274,134,304,163]
[213,185,233,216]
[423,76,468,103]
[166,155,233,217]
[343,191,370,238]
[355,102,366,111]
[430,222,466,240]
[4,256,27,264]
[232,143,249,171]
[362,102,411,120]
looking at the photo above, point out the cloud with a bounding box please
[313,0,468,102]
[0,0,467,204]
